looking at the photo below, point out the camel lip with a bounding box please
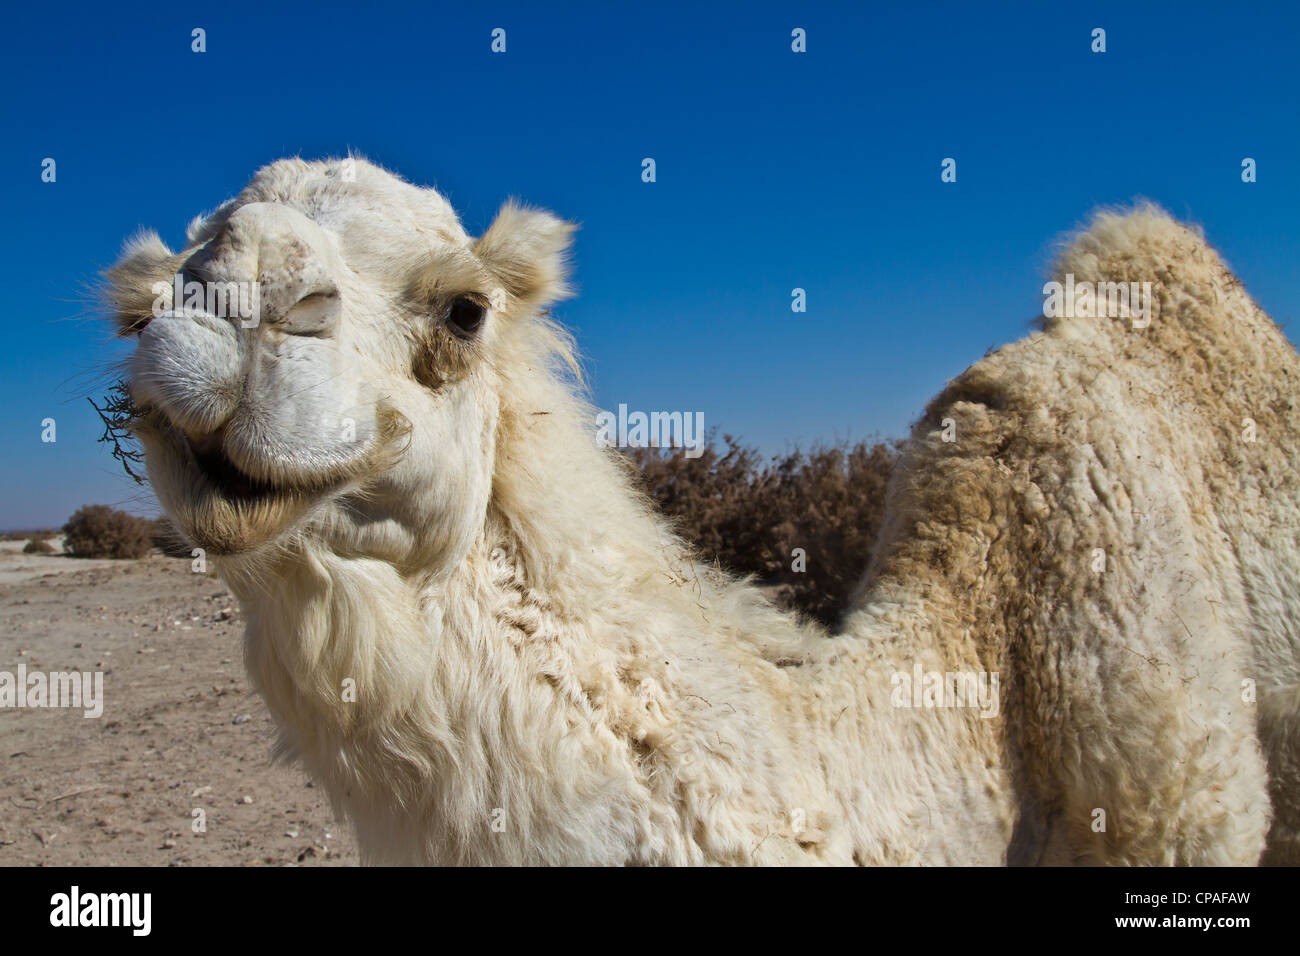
[171,421,361,510]
[135,407,387,548]
[185,430,283,502]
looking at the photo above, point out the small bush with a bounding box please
[22,537,56,554]
[0,528,59,542]
[626,434,897,626]
[62,505,155,559]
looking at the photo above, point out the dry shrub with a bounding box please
[22,537,56,554]
[626,434,897,625]
[0,528,59,542]
[62,505,155,559]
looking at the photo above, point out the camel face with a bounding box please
[108,158,571,563]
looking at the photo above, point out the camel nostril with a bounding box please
[277,287,342,336]
[298,290,338,306]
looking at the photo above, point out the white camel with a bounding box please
[105,157,1300,865]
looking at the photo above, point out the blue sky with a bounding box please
[1,0,1296,529]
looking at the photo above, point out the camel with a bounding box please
[103,157,1300,865]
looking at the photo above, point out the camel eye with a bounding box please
[446,295,486,339]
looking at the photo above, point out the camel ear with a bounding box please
[103,232,179,336]
[474,202,575,310]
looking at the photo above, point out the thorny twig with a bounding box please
[88,380,146,485]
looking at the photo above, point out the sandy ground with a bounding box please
[0,540,357,866]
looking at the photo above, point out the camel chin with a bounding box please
[133,413,331,556]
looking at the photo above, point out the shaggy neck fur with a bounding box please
[228,496,1009,866]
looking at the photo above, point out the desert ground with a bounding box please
[0,539,357,865]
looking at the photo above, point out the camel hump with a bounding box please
[1041,202,1281,346]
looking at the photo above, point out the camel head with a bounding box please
[105,157,575,568]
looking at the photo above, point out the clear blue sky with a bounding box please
[1,0,1296,529]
